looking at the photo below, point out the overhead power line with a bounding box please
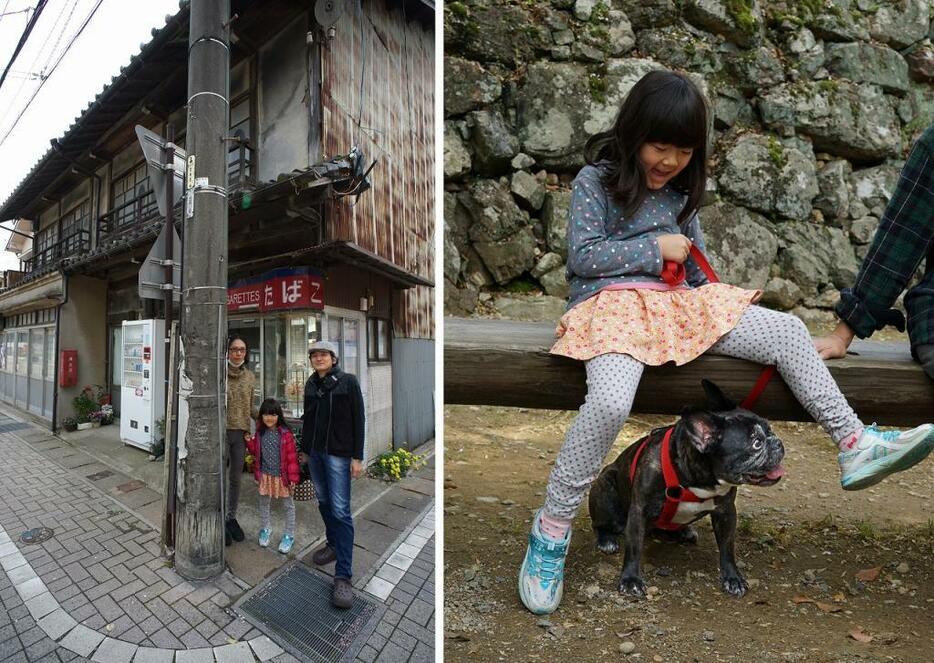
[0,0,48,94]
[0,0,105,149]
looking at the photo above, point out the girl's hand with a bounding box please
[242,431,251,442]
[657,233,692,263]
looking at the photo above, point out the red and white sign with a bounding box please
[228,269,324,312]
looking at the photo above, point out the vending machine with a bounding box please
[120,319,166,451]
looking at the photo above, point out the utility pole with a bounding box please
[175,0,230,580]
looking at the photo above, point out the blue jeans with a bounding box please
[307,450,354,579]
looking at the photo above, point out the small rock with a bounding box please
[620,641,636,654]
[818,492,830,498]
[476,496,499,503]
[583,583,602,600]
[896,562,909,574]
[647,586,659,596]
[703,630,715,642]
[537,618,552,629]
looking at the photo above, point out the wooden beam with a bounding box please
[444,317,934,427]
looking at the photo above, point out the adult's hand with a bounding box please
[814,321,855,360]
[351,459,364,479]
[657,233,691,263]
[298,451,308,465]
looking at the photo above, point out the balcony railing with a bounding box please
[98,189,159,240]
[22,228,90,274]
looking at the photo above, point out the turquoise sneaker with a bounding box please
[518,511,571,614]
[278,534,294,554]
[258,528,271,548]
[839,424,934,491]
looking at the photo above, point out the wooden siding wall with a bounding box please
[321,2,434,340]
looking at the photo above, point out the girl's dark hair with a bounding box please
[227,334,249,367]
[583,70,708,225]
[257,398,288,434]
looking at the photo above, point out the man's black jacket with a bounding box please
[301,367,365,460]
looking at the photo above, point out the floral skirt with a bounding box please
[258,472,293,498]
[551,284,760,365]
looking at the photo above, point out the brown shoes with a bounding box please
[331,577,353,609]
[312,543,337,565]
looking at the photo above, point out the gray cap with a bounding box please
[308,340,339,361]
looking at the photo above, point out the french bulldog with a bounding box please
[588,380,785,598]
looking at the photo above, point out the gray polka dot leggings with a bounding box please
[544,305,863,521]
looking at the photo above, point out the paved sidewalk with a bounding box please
[0,411,435,662]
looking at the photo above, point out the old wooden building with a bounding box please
[0,0,435,459]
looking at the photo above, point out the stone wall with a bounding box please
[443,0,933,323]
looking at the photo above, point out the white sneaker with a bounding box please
[839,424,934,491]
[517,511,571,615]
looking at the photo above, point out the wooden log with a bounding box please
[444,317,934,427]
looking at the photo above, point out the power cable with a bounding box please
[0,0,104,148]
[0,0,48,93]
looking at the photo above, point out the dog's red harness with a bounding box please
[628,246,776,530]
[629,427,702,531]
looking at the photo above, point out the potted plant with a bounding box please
[88,411,103,428]
[73,386,98,428]
[100,404,114,426]
[62,417,78,432]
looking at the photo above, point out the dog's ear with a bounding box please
[701,379,737,412]
[681,410,722,453]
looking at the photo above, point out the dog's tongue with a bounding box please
[765,465,785,480]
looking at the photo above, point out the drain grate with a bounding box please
[21,527,54,544]
[239,565,381,663]
[0,421,31,433]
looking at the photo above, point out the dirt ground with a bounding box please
[443,403,934,662]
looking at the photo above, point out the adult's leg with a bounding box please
[905,245,934,380]
[706,305,862,442]
[322,454,354,580]
[545,353,645,521]
[226,430,245,521]
[308,450,337,546]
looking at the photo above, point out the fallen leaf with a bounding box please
[833,592,846,602]
[855,567,881,582]
[816,602,843,613]
[849,628,873,643]
[792,595,815,604]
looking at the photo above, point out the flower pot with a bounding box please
[91,421,101,428]
[76,422,93,431]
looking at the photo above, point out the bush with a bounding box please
[72,386,99,423]
[369,448,424,482]
[62,417,78,432]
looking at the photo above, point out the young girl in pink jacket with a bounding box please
[248,398,301,553]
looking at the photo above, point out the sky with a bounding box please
[0,0,181,270]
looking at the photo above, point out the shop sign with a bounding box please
[227,267,324,312]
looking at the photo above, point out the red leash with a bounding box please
[662,245,775,409]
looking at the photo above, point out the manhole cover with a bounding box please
[239,565,382,663]
[87,470,114,481]
[21,527,54,544]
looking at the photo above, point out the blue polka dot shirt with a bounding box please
[566,164,711,310]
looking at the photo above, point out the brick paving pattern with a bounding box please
[0,415,436,662]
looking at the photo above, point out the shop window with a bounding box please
[368,318,391,363]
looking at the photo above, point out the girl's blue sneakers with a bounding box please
[258,528,271,548]
[518,511,571,614]
[278,534,295,554]
[839,423,934,490]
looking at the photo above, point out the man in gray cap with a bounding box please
[299,340,365,609]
